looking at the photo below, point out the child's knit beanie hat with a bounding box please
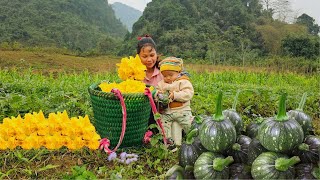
[159,57,183,72]
[136,34,156,54]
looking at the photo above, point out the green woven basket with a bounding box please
[88,83,151,148]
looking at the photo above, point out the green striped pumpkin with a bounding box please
[251,152,300,179]
[288,92,313,135]
[194,152,234,179]
[257,93,304,152]
[222,90,244,135]
[179,129,207,168]
[199,91,236,152]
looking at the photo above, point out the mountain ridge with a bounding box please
[0,0,127,53]
[111,2,142,32]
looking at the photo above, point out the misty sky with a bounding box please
[108,0,151,11]
[108,0,320,24]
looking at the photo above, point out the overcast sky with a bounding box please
[108,0,151,12]
[290,0,320,24]
[108,0,320,24]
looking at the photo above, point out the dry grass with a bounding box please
[1,50,274,74]
[185,64,270,73]
[0,50,119,74]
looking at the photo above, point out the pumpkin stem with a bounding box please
[165,165,184,178]
[213,156,234,171]
[186,129,198,144]
[185,165,194,172]
[194,115,203,124]
[232,90,241,110]
[232,143,241,151]
[256,116,264,124]
[275,93,288,121]
[213,91,224,121]
[298,143,310,151]
[275,156,300,172]
[312,165,320,179]
[297,92,307,111]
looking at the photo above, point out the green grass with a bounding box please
[1,69,318,120]
[0,67,319,178]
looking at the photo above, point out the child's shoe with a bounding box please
[166,138,178,152]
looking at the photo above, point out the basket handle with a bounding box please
[144,88,167,146]
[99,88,127,154]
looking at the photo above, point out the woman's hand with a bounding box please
[169,91,174,100]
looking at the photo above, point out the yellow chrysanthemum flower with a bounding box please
[1,110,101,150]
[84,140,100,150]
[80,115,94,128]
[60,121,74,136]
[92,133,101,142]
[0,126,9,140]
[66,142,77,150]
[37,120,49,136]
[34,110,46,121]
[60,136,71,148]
[51,134,64,149]
[21,135,35,150]
[41,136,59,150]
[60,110,70,122]
[98,82,117,93]
[7,137,17,150]
[0,137,8,150]
[81,129,95,140]
[67,137,84,150]
[2,123,19,138]
[99,79,146,93]
[15,127,27,141]
[116,54,146,81]
[23,133,42,149]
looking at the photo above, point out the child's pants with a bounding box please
[161,111,193,145]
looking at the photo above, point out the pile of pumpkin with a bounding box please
[165,92,320,179]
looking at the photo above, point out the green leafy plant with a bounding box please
[63,165,97,180]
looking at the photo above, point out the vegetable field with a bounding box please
[0,51,319,179]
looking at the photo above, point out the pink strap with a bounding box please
[144,88,167,145]
[111,89,127,151]
[99,87,167,154]
[99,88,127,154]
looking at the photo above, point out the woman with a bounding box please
[137,35,163,87]
[137,35,163,134]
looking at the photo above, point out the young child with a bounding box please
[155,57,194,147]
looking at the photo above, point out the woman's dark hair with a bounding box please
[136,34,156,54]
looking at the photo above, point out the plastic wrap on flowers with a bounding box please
[88,83,150,148]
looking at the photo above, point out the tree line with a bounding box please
[0,0,319,61]
[120,0,319,62]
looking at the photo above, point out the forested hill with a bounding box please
[0,0,127,53]
[119,0,264,58]
[111,2,142,32]
[119,0,319,61]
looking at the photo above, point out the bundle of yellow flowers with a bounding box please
[99,54,149,93]
[116,54,146,81]
[99,79,147,93]
[0,110,101,150]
